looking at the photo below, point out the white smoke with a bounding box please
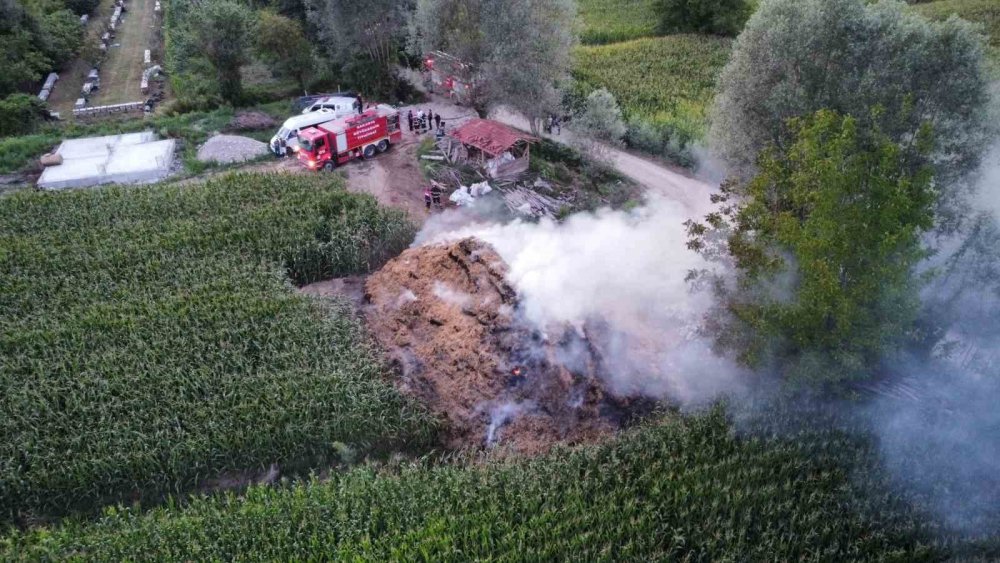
[432,281,474,309]
[419,196,747,405]
[871,137,1000,533]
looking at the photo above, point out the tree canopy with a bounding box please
[689,110,937,386]
[656,0,751,37]
[256,10,314,93]
[408,0,576,129]
[711,0,991,220]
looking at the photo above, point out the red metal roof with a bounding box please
[451,119,537,157]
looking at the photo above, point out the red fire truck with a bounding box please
[296,104,402,171]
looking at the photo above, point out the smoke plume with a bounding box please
[871,138,1000,533]
[419,196,747,405]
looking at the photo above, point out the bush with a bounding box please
[0,94,48,138]
[657,0,752,36]
[573,88,627,143]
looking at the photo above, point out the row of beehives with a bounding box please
[37,73,60,102]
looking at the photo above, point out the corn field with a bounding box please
[6,407,995,560]
[0,173,435,523]
[577,0,660,44]
[573,35,732,140]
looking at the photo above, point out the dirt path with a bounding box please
[488,107,716,215]
[47,0,117,116]
[344,137,431,222]
[92,0,156,105]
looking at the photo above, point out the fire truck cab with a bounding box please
[297,104,402,171]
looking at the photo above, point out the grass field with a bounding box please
[0,173,435,523]
[573,35,732,155]
[577,0,660,44]
[5,407,996,560]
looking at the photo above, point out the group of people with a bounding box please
[407,108,445,135]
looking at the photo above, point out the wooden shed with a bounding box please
[449,119,538,179]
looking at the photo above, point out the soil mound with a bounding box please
[364,238,623,453]
[230,111,278,131]
[197,135,270,164]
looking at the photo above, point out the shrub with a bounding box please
[0,94,48,138]
[573,88,627,144]
[657,0,752,36]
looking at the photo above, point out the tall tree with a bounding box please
[304,0,412,97]
[256,10,314,93]
[711,0,990,226]
[688,110,936,386]
[190,0,254,104]
[408,0,575,131]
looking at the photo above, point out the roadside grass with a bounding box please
[577,0,660,45]
[0,172,436,524]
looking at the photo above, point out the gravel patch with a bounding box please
[197,135,270,164]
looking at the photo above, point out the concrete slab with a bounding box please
[38,132,175,190]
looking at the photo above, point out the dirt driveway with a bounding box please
[344,135,433,223]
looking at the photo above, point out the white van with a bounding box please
[270,107,354,156]
[301,96,357,115]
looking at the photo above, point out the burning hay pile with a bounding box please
[364,238,626,453]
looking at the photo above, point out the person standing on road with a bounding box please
[407,110,414,132]
[355,94,363,114]
[434,113,441,130]
[424,188,432,211]
[427,109,434,131]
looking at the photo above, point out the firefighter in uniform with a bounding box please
[430,183,443,209]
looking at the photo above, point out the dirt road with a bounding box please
[488,107,717,215]
[344,137,430,221]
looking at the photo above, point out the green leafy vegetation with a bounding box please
[255,10,315,93]
[0,0,87,100]
[5,407,990,560]
[657,0,752,37]
[688,110,936,385]
[572,35,732,163]
[914,0,1000,72]
[577,0,660,44]
[0,173,435,523]
[712,0,991,195]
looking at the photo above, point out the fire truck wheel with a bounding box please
[377,139,389,153]
[322,161,335,172]
[363,144,377,159]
